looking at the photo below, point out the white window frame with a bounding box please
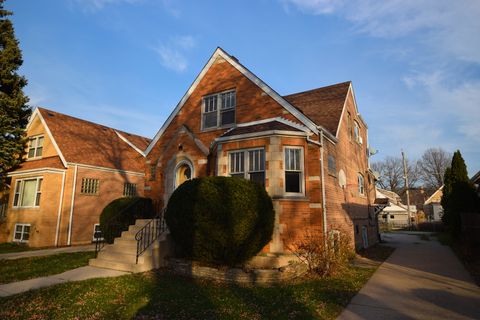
[92,223,104,242]
[123,182,137,197]
[283,146,305,196]
[353,121,361,143]
[80,178,100,195]
[13,177,43,208]
[228,148,266,186]
[27,135,44,159]
[358,173,365,196]
[13,223,31,243]
[201,90,236,130]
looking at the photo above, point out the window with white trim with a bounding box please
[229,148,265,186]
[13,224,30,242]
[27,136,44,159]
[123,183,137,197]
[358,173,365,195]
[92,224,103,242]
[81,178,99,195]
[284,147,303,194]
[354,121,360,143]
[202,90,236,130]
[13,177,42,208]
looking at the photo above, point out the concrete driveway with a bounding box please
[338,232,480,320]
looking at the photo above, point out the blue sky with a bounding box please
[6,0,480,175]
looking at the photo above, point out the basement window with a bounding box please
[13,224,30,243]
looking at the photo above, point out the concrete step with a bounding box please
[89,257,153,273]
[97,250,150,264]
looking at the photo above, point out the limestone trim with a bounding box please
[215,130,307,143]
[7,168,65,177]
[67,163,145,177]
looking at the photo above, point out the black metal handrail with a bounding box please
[135,208,167,264]
[94,198,143,257]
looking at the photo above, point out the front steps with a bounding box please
[89,219,171,273]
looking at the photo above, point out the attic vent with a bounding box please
[47,112,54,117]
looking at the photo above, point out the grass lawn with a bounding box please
[0,252,94,284]
[0,242,39,254]
[0,266,375,320]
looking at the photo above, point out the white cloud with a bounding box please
[152,36,197,73]
[282,0,480,63]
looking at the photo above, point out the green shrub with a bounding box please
[165,176,274,266]
[99,197,154,243]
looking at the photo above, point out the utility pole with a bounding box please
[402,150,412,229]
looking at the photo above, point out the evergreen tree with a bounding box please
[441,150,478,237]
[0,0,31,190]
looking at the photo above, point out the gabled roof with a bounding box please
[283,82,351,137]
[33,108,150,173]
[145,47,320,155]
[424,186,443,205]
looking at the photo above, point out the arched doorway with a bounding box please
[174,160,193,188]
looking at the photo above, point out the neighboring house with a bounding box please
[0,108,150,247]
[471,170,480,196]
[377,188,416,228]
[144,47,378,251]
[424,186,444,221]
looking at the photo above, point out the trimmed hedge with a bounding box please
[165,176,275,266]
[99,197,154,243]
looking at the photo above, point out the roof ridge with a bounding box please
[283,81,351,98]
[37,107,150,141]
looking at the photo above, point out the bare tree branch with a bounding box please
[418,147,451,189]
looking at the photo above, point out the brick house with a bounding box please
[144,48,378,251]
[0,108,149,247]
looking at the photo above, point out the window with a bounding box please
[347,112,352,141]
[123,183,137,197]
[390,215,395,219]
[81,178,99,195]
[149,165,156,181]
[13,224,30,242]
[328,155,336,176]
[13,177,42,207]
[202,90,236,129]
[92,224,103,242]
[27,136,44,159]
[357,173,365,195]
[354,121,361,143]
[285,147,303,194]
[229,148,265,186]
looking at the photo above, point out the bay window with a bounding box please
[229,148,265,186]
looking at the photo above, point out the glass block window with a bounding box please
[202,90,236,129]
[81,178,99,195]
[27,136,44,158]
[13,224,30,242]
[285,147,303,193]
[123,183,137,197]
[13,177,42,207]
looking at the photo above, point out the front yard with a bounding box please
[0,252,94,284]
[0,244,394,319]
[0,266,374,319]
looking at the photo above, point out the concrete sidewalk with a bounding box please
[0,244,95,260]
[0,266,128,297]
[338,232,480,320]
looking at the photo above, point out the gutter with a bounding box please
[67,164,78,246]
[319,131,328,245]
[54,171,66,246]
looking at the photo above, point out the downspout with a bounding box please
[67,164,78,246]
[54,171,66,246]
[319,131,328,246]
